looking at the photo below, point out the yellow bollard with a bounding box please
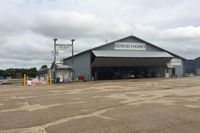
[46,76,49,85]
[50,73,52,85]
[24,74,26,86]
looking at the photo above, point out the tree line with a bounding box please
[0,68,37,78]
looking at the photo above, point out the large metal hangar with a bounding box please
[63,36,185,81]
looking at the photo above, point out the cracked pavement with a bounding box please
[0,77,200,133]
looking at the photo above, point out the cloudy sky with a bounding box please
[0,0,200,69]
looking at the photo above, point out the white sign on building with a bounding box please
[56,44,72,51]
[170,58,182,66]
[114,42,146,50]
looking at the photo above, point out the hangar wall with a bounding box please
[64,52,91,81]
[168,58,184,77]
[184,57,200,76]
[174,65,184,77]
[92,37,184,79]
[96,37,161,51]
[63,36,184,81]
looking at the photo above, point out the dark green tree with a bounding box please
[0,70,4,76]
[27,67,37,78]
[41,65,48,69]
[0,68,37,78]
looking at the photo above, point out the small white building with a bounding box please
[38,62,72,83]
[56,64,72,82]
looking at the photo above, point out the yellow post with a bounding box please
[24,74,26,86]
[50,73,52,85]
[46,76,49,85]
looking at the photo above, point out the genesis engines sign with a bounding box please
[114,42,146,50]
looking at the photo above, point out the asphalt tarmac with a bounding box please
[0,80,8,85]
[0,77,200,133]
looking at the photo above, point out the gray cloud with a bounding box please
[0,0,200,69]
[131,24,200,58]
[30,11,131,39]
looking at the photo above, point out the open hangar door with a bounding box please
[91,50,173,80]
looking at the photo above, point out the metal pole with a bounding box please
[71,39,75,80]
[50,72,52,85]
[24,74,26,86]
[46,76,49,85]
[54,38,58,83]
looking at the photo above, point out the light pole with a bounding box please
[71,39,75,80]
[54,38,58,83]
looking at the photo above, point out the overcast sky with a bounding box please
[0,0,200,69]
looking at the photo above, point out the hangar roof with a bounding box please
[64,35,185,61]
[92,50,173,58]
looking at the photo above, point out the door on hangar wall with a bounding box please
[91,56,170,80]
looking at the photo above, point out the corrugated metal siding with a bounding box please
[92,58,172,67]
[96,37,161,51]
[64,52,91,80]
[184,57,200,75]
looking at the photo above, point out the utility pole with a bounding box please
[54,38,58,83]
[71,39,75,80]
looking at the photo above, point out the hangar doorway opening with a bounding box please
[90,50,172,80]
[92,66,165,80]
